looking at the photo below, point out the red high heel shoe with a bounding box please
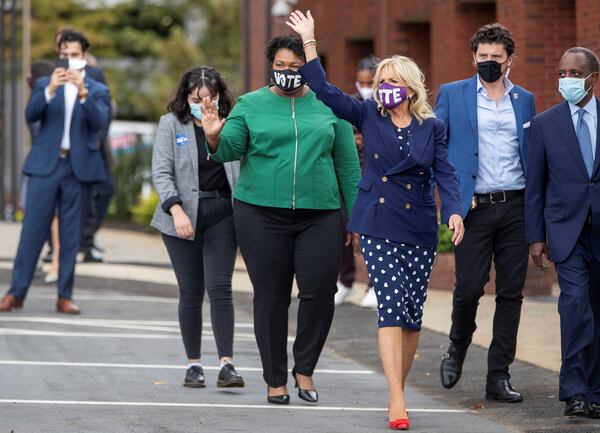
[389,417,410,430]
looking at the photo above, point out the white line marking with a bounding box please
[28,294,179,303]
[0,360,374,375]
[0,399,473,413]
[0,328,257,341]
[0,316,254,328]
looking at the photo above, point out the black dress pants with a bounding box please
[233,199,343,387]
[450,194,528,384]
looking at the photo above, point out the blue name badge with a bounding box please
[175,133,188,147]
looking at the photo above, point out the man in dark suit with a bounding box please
[435,23,536,402]
[526,47,600,419]
[0,30,110,314]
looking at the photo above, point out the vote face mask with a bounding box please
[271,68,305,93]
[477,60,505,83]
[378,82,408,110]
[356,82,374,100]
[189,99,219,121]
[559,73,593,105]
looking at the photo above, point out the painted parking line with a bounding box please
[0,360,374,375]
[0,399,474,413]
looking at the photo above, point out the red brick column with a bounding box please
[497,0,576,112]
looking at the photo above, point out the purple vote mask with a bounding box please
[378,82,408,110]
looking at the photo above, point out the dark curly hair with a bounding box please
[470,23,515,57]
[167,66,234,123]
[265,35,306,66]
[58,29,90,53]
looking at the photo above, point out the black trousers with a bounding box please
[234,199,343,387]
[451,194,528,383]
[162,197,237,360]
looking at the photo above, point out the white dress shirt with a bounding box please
[44,70,86,150]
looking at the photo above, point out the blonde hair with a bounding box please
[372,55,434,123]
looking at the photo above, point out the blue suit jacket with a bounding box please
[525,99,600,263]
[23,76,110,183]
[434,75,536,221]
[300,58,461,248]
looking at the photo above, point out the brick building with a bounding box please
[243,0,600,112]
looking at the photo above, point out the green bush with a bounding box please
[131,190,159,227]
[437,224,455,253]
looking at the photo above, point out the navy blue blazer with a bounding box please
[434,75,536,221]
[525,99,600,263]
[24,76,110,183]
[300,58,461,248]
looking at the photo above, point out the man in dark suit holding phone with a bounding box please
[0,30,110,314]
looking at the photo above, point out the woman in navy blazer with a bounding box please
[288,11,464,431]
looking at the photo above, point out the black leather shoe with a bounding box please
[217,362,245,388]
[564,394,589,417]
[267,393,290,405]
[183,366,206,388]
[292,368,318,403]
[485,379,523,403]
[440,343,467,389]
[587,402,600,419]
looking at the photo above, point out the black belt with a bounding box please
[198,190,230,199]
[474,189,524,206]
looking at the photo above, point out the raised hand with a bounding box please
[48,68,68,97]
[285,10,315,42]
[200,96,225,141]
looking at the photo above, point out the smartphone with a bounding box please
[54,58,69,70]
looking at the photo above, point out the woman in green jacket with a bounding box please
[202,35,360,405]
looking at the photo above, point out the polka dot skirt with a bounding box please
[360,235,436,330]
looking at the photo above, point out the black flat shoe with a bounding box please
[485,379,523,403]
[440,343,467,389]
[267,393,290,405]
[292,368,318,403]
[587,402,600,419]
[564,394,589,417]
[183,365,206,388]
[217,362,245,388]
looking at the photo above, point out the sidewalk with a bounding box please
[0,221,561,372]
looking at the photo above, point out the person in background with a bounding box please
[0,30,109,314]
[151,66,244,390]
[336,56,378,308]
[201,34,360,405]
[287,10,464,430]
[435,23,535,403]
[526,47,600,419]
[40,28,113,265]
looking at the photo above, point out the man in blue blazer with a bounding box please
[0,30,109,314]
[526,47,600,419]
[435,23,536,402]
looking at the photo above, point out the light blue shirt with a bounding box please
[475,75,524,194]
[568,96,597,159]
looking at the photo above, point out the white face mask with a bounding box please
[68,58,87,71]
[356,81,374,100]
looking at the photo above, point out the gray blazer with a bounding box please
[150,112,240,240]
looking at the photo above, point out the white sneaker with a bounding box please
[44,273,58,284]
[334,282,353,306]
[360,287,378,308]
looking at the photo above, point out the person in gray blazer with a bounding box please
[151,66,243,389]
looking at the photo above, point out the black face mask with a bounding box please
[271,68,305,93]
[477,60,505,83]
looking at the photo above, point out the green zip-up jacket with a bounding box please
[210,86,360,216]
